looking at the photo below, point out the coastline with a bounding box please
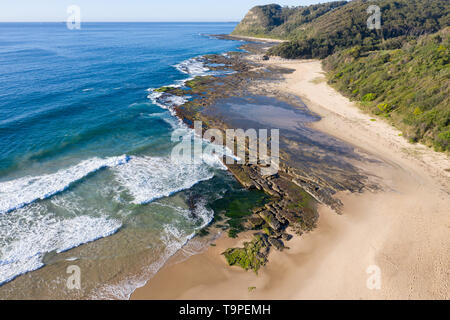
[215,34,288,43]
[132,54,450,300]
[254,57,450,192]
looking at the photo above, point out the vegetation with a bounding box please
[233,0,450,152]
[324,28,450,151]
[232,2,347,39]
[154,86,186,95]
[185,76,215,91]
[223,234,269,273]
[266,0,449,59]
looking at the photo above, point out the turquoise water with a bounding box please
[0,22,247,298]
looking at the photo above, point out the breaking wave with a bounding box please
[0,155,130,215]
[0,202,122,285]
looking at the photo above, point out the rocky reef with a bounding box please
[223,234,270,274]
[150,41,375,273]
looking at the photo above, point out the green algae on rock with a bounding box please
[223,234,270,274]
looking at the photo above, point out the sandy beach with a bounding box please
[132,58,450,300]
[222,34,288,43]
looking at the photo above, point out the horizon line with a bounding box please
[0,20,240,23]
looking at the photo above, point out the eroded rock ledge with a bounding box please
[153,40,376,272]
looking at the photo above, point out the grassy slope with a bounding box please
[324,28,449,151]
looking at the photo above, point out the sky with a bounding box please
[0,0,336,22]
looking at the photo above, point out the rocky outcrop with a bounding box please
[232,4,286,37]
[231,2,348,39]
[222,233,270,274]
[151,40,374,273]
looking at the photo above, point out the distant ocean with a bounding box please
[0,22,245,299]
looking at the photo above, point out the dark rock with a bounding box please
[282,233,293,241]
[259,210,282,231]
[247,216,265,229]
[268,237,285,251]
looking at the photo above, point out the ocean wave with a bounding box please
[147,55,236,118]
[0,155,130,215]
[174,57,210,77]
[0,151,221,288]
[0,203,121,285]
[0,52,233,294]
[175,56,235,78]
[113,155,222,205]
[90,200,214,300]
[0,151,224,289]
[146,89,190,117]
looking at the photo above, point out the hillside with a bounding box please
[231,1,347,39]
[324,28,449,151]
[234,0,449,59]
[233,0,450,152]
[269,0,449,58]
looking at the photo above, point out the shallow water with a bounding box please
[0,22,256,299]
[209,95,370,195]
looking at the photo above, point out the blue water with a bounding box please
[0,22,240,177]
[0,22,244,299]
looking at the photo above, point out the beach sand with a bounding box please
[131,58,450,300]
[221,35,287,43]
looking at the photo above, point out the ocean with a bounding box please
[0,22,249,299]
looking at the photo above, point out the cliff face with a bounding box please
[232,1,347,39]
[231,4,286,37]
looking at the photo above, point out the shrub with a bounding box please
[413,107,423,116]
[434,131,450,151]
[362,93,377,102]
[378,103,392,113]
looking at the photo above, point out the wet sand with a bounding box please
[132,58,450,300]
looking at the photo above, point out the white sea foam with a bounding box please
[0,150,225,289]
[146,88,190,118]
[174,57,210,77]
[0,155,130,215]
[175,56,235,77]
[147,55,236,117]
[0,53,234,296]
[90,200,214,300]
[146,111,181,129]
[113,155,221,205]
[91,158,214,300]
[0,203,121,285]
[146,57,209,114]
[189,197,215,228]
[0,151,221,288]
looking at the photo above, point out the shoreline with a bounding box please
[214,34,287,43]
[253,57,450,192]
[132,54,449,300]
